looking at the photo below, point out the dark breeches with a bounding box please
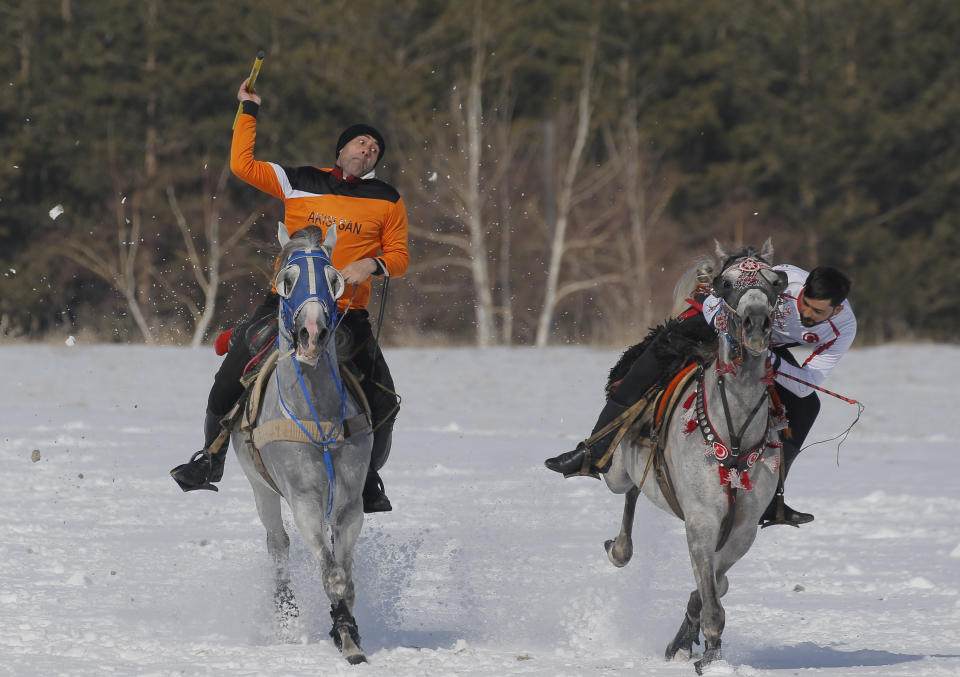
[338,309,399,473]
[772,346,821,447]
[611,311,716,407]
[207,293,280,418]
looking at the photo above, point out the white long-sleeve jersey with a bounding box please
[702,264,857,398]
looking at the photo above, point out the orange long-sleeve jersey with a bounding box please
[230,104,409,311]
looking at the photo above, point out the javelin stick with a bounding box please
[232,50,265,129]
[776,370,861,405]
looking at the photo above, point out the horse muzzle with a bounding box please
[293,303,330,365]
[733,293,773,356]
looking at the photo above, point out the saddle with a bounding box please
[212,328,372,496]
[585,362,700,499]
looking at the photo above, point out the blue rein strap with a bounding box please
[272,248,354,519]
[275,351,347,518]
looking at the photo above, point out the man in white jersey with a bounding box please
[703,264,857,524]
[547,262,855,527]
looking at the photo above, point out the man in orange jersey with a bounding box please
[171,78,409,513]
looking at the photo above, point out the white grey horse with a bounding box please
[602,239,787,674]
[231,225,372,664]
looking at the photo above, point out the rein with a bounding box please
[275,349,347,518]
[775,370,864,465]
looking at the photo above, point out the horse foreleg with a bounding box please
[250,483,300,638]
[324,508,366,665]
[289,495,366,664]
[330,599,366,664]
[604,486,640,567]
[665,589,702,661]
[685,522,725,672]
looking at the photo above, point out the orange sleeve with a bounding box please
[230,113,285,198]
[379,197,409,277]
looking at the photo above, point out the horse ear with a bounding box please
[714,239,728,261]
[277,222,290,247]
[760,237,774,263]
[322,225,338,254]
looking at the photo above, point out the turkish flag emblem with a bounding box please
[713,442,729,461]
[802,332,819,344]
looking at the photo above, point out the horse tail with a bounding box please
[670,255,716,317]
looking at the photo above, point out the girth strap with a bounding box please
[651,369,700,521]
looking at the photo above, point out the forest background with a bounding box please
[2,0,958,348]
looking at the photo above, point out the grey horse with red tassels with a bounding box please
[601,239,787,674]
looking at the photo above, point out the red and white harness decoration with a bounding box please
[679,366,786,492]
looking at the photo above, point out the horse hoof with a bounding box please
[604,538,632,568]
[335,631,366,664]
[694,644,722,674]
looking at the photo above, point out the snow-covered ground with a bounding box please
[1,342,958,676]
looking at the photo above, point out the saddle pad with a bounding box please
[241,349,371,443]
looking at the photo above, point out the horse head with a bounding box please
[712,238,786,356]
[275,225,345,365]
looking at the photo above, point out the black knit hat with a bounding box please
[335,124,386,167]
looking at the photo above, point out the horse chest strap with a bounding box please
[253,418,345,448]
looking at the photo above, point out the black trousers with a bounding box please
[610,311,714,407]
[207,293,279,418]
[337,309,399,473]
[771,346,821,447]
[206,297,399,473]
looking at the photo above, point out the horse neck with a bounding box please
[715,337,768,385]
[704,339,770,444]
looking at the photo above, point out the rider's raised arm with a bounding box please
[230,99,286,200]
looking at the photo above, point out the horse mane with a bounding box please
[279,226,325,261]
[714,237,775,272]
[670,255,716,318]
[607,242,778,400]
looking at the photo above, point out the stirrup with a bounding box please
[760,493,813,528]
[170,450,219,493]
[544,445,600,479]
[563,446,600,480]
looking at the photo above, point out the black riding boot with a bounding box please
[760,440,814,526]
[341,309,399,513]
[362,470,392,513]
[545,336,667,477]
[170,411,229,492]
[544,398,631,477]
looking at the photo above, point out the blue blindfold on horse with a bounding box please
[275,241,345,341]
